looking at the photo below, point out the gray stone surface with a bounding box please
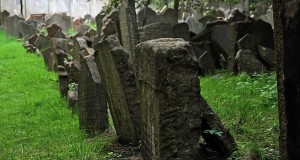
[78,54,109,136]
[77,25,90,35]
[185,16,204,34]
[45,13,71,32]
[34,34,50,50]
[235,49,267,74]
[95,35,141,144]
[136,38,203,160]
[139,23,173,42]
[227,9,246,23]
[18,20,39,40]
[172,23,190,41]
[95,13,105,35]
[5,15,24,37]
[257,45,275,70]
[137,6,156,27]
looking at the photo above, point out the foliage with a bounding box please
[201,71,278,159]
[0,30,115,159]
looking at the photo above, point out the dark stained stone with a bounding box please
[235,49,267,74]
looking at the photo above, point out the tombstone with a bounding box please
[45,13,71,32]
[235,49,267,74]
[28,34,39,45]
[237,33,263,55]
[18,20,39,40]
[190,29,212,42]
[161,8,177,26]
[77,25,90,35]
[54,29,66,39]
[198,15,218,26]
[73,37,88,70]
[257,45,275,70]
[228,22,252,73]
[57,65,69,97]
[227,9,246,23]
[207,20,230,58]
[78,54,108,136]
[47,24,62,38]
[51,38,72,55]
[64,60,80,83]
[42,48,57,71]
[185,16,204,34]
[84,29,97,39]
[172,23,190,41]
[137,6,156,27]
[0,10,10,26]
[34,34,50,50]
[253,2,269,17]
[119,5,140,62]
[135,38,236,159]
[250,19,274,49]
[198,44,217,73]
[5,15,24,37]
[95,13,105,35]
[102,19,116,37]
[259,11,274,28]
[139,23,173,43]
[94,35,141,144]
[67,83,78,108]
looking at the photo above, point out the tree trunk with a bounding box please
[273,0,300,159]
[20,0,23,18]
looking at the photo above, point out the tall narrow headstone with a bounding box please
[94,35,140,144]
[78,54,108,136]
[119,1,140,63]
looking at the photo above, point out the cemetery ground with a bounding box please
[0,29,278,159]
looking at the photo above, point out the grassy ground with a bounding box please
[201,72,279,159]
[0,30,114,159]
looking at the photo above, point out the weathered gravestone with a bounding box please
[28,34,39,45]
[5,15,24,37]
[172,23,190,41]
[45,13,71,32]
[257,45,275,70]
[119,3,140,62]
[227,9,246,23]
[0,10,10,26]
[73,37,88,69]
[135,38,236,160]
[18,20,39,40]
[95,13,105,35]
[47,24,65,38]
[57,65,69,97]
[235,49,267,74]
[206,20,230,59]
[67,83,78,108]
[139,23,173,42]
[228,21,252,73]
[78,54,108,136]
[185,16,204,34]
[34,33,50,50]
[42,48,57,71]
[94,35,141,144]
[137,6,156,27]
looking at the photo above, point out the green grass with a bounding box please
[201,72,279,159]
[0,30,115,159]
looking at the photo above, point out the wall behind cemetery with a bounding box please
[0,0,108,18]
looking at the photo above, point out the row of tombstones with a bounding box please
[3,12,238,160]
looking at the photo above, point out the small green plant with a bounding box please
[203,129,223,136]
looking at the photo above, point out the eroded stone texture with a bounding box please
[78,54,108,136]
[5,15,24,37]
[136,39,202,160]
[35,34,50,50]
[172,23,190,41]
[45,13,71,32]
[42,48,57,71]
[235,49,267,74]
[57,65,69,97]
[18,20,39,40]
[136,38,236,160]
[95,35,140,144]
[139,23,173,42]
[137,6,156,27]
[228,21,252,73]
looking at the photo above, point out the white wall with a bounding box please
[0,0,108,18]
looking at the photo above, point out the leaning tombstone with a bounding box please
[57,65,69,97]
[18,20,39,40]
[94,35,141,144]
[78,54,109,136]
[135,38,236,160]
[172,23,190,41]
[5,15,24,37]
[34,33,50,50]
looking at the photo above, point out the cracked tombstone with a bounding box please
[135,38,236,160]
[94,35,140,144]
[78,54,109,136]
